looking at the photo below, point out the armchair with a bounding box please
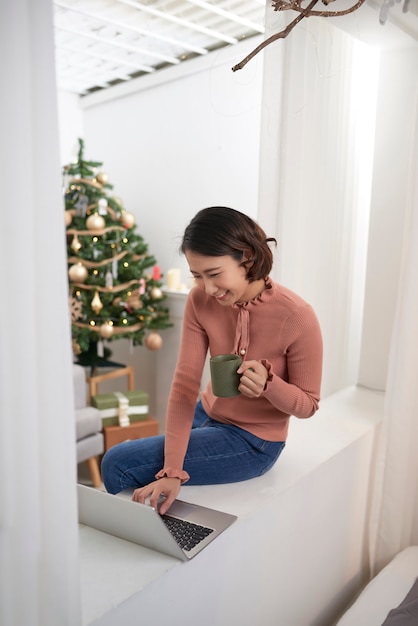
[74,364,104,488]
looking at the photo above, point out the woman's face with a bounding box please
[185,251,259,305]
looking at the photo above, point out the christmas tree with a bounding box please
[64,138,171,366]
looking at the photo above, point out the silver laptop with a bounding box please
[77,483,237,561]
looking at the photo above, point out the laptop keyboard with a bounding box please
[162,515,214,552]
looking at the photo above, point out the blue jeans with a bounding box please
[102,400,285,494]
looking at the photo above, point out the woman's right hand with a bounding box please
[131,477,181,515]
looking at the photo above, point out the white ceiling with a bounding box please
[53,0,267,96]
[53,0,418,97]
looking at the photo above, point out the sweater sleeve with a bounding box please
[155,290,209,482]
[261,304,323,418]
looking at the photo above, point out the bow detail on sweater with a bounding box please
[232,303,250,356]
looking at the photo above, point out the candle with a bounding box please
[166,268,181,290]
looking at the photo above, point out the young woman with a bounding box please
[101,207,323,515]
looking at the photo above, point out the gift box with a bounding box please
[104,419,159,451]
[91,390,149,428]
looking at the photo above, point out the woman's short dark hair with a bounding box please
[180,207,277,282]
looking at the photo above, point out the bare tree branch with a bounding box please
[275,0,366,17]
[232,0,367,73]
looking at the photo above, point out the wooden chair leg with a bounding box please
[86,456,102,488]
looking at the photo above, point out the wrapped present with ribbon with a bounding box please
[91,390,149,428]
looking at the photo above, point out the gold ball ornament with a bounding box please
[86,213,105,231]
[96,172,108,185]
[145,331,163,351]
[99,322,114,339]
[121,211,135,229]
[150,286,163,299]
[65,211,73,227]
[68,263,88,283]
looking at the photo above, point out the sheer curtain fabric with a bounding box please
[369,133,418,574]
[0,1,81,625]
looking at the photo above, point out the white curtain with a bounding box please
[258,12,378,398]
[0,1,81,625]
[258,3,418,581]
[369,129,418,574]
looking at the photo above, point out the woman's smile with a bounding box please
[185,251,265,305]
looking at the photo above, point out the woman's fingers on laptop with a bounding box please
[155,478,181,515]
[131,478,181,515]
[131,482,154,504]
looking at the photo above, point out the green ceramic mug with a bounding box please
[210,354,242,397]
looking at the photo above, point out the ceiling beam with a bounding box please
[116,0,238,44]
[184,0,265,33]
[55,23,180,65]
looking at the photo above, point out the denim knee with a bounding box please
[101,445,124,494]
[101,434,166,493]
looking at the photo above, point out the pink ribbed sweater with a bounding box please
[156,277,323,483]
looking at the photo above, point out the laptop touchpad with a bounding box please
[168,501,200,519]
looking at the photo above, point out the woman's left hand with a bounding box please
[237,360,268,398]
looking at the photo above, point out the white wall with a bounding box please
[80,38,264,283]
[57,89,84,164]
